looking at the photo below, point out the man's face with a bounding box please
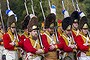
[11,27,16,33]
[65,29,71,36]
[48,28,54,35]
[31,30,38,37]
[72,22,78,29]
[82,28,88,35]
[25,29,28,33]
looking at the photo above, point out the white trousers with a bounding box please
[78,52,90,60]
[0,46,4,60]
[3,49,18,60]
[79,56,90,60]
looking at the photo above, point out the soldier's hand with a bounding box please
[83,43,88,46]
[36,49,44,54]
[68,45,75,48]
[49,45,55,50]
[9,42,15,46]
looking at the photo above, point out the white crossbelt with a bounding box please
[44,33,55,45]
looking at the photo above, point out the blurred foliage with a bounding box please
[0,0,90,30]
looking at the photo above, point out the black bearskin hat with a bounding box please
[71,11,80,23]
[27,15,38,32]
[8,15,16,27]
[62,17,72,30]
[79,16,88,29]
[21,15,30,30]
[45,13,56,29]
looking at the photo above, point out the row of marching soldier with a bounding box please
[0,10,90,60]
[0,4,90,60]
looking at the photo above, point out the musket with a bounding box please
[6,0,10,10]
[24,0,29,15]
[72,0,76,11]
[70,31,78,60]
[6,0,19,43]
[37,28,43,49]
[30,0,35,15]
[39,0,46,23]
[48,0,51,11]
[54,25,60,60]
[75,0,80,12]
[54,26,59,43]
[6,0,10,27]
[61,0,65,10]
[0,3,5,33]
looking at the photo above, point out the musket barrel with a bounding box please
[48,0,51,10]
[38,29,43,48]
[0,3,5,33]
[39,0,46,23]
[31,0,35,15]
[62,0,65,10]
[24,0,29,15]
[72,0,76,10]
[6,0,10,10]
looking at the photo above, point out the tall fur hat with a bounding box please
[45,13,56,29]
[79,16,88,29]
[8,15,16,27]
[22,15,30,30]
[62,17,72,30]
[27,15,38,32]
[71,11,80,23]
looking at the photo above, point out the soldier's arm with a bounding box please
[41,34,50,53]
[59,36,73,52]
[17,35,24,48]
[75,35,89,51]
[24,38,37,54]
[3,34,16,50]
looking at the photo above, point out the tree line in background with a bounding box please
[0,0,90,30]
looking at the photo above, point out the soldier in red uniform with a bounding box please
[21,15,30,41]
[20,15,30,60]
[71,11,80,38]
[23,15,50,60]
[58,17,77,60]
[75,15,90,60]
[3,15,22,60]
[43,13,64,60]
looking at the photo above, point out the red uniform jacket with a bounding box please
[20,35,26,48]
[3,33,22,50]
[75,35,89,51]
[57,33,73,52]
[24,34,50,54]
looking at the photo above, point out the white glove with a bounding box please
[49,45,55,50]
[83,43,88,46]
[9,42,15,46]
[68,45,75,48]
[36,49,44,54]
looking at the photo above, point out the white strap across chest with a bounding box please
[44,33,55,45]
